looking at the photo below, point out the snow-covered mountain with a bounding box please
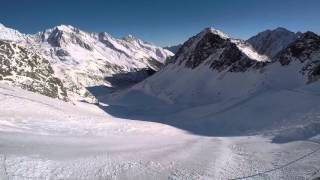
[0,23,26,41]
[0,23,173,101]
[106,28,320,135]
[127,28,319,105]
[247,27,301,58]
[122,28,270,105]
[0,40,68,101]
[1,24,320,179]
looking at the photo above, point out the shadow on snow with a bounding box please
[86,73,320,140]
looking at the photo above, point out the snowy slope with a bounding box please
[247,27,300,57]
[0,23,173,102]
[1,84,320,179]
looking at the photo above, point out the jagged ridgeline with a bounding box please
[168,28,320,81]
[0,40,68,101]
[127,27,320,108]
[0,23,173,102]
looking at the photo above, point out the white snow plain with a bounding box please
[1,84,320,180]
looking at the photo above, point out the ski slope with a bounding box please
[1,84,320,179]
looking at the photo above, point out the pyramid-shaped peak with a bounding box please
[200,27,230,39]
[273,27,291,32]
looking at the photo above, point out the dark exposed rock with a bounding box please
[0,40,68,101]
[98,33,131,58]
[47,28,64,47]
[172,28,268,72]
[277,32,320,63]
[275,31,320,82]
[47,27,93,51]
[71,34,92,50]
[184,32,227,69]
[145,57,163,71]
[55,49,70,56]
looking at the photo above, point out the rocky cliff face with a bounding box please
[0,40,68,101]
[275,31,320,83]
[172,28,268,72]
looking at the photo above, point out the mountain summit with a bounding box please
[172,27,268,71]
[247,27,301,57]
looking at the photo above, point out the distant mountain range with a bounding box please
[0,23,173,102]
[247,27,302,57]
[131,28,320,105]
[1,23,319,108]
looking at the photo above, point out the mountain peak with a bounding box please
[257,27,293,35]
[302,31,319,39]
[123,34,140,42]
[172,27,268,70]
[201,27,229,39]
[54,24,77,32]
[98,32,112,39]
[274,27,290,32]
[127,34,135,39]
[247,27,299,57]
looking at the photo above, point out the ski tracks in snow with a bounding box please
[0,136,234,180]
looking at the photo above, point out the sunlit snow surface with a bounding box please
[0,23,173,102]
[0,84,320,180]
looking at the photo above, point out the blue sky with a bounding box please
[0,0,319,46]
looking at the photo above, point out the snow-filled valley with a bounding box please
[1,82,320,180]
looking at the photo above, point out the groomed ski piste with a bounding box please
[1,83,320,180]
